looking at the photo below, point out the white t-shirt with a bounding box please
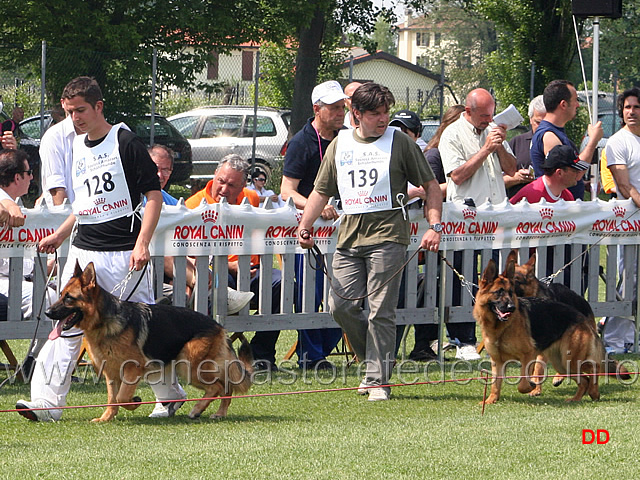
[40,116,77,206]
[605,127,640,193]
[440,113,513,205]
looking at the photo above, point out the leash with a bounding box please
[306,244,422,302]
[437,252,478,301]
[111,263,148,302]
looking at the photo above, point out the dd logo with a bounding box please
[582,429,610,444]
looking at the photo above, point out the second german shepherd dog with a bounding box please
[46,261,253,422]
[474,258,628,404]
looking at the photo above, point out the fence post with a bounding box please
[250,50,260,173]
[40,41,46,137]
[150,48,157,145]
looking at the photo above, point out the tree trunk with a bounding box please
[289,6,326,137]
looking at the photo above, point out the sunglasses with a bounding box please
[23,169,33,176]
[255,177,266,182]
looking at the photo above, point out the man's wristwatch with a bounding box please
[429,223,443,233]
[299,228,311,240]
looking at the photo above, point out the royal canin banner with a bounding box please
[4,197,640,257]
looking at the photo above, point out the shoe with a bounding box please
[16,399,61,422]
[227,288,254,314]
[456,344,481,361]
[367,388,390,401]
[148,398,186,418]
[357,381,369,395]
[430,340,455,353]
[253,360,279,372]
[301,359,334,371]
[408,347,438,361]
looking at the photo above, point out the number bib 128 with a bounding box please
[335,128,394,215]
[72,123,134,224]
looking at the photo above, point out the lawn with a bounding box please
[1,332,639,480]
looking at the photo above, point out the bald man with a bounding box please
[440,88,516,205]
[343,82,362,129]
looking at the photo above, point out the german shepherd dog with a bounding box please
[474,258,625,404]
[508,250,630,389]
[46,262,253,422]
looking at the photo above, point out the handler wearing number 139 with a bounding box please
[297,83,442,401]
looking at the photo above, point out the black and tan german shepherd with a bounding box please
[474,258,630,404]
[46,261,253,422]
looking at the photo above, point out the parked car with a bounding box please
[18,113,192,188]
[168,106,291,181]
[420,119,440,144]
[579,110,621,163]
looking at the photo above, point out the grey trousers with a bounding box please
[328,241,406,388]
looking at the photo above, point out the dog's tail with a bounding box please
[227,337,253,393]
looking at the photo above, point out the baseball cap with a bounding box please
[389,110,421,132]
[543,144,590,171]
[311,81,348,105]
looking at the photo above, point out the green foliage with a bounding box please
[599,0,640,88]
[259,43,298,109]
[0,0,292,117]
[455,0,583,115]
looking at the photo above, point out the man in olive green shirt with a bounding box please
[298,83,442,401]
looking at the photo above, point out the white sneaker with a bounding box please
[148,398,186,418]
[227,288,254,314]
[430,340,455,353]
[357,381,369,395]
[367,388,390,401]
[16,399,61,422]
[455,344,481,361]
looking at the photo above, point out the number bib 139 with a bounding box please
[335,128,394,215]
[72,123,133,224]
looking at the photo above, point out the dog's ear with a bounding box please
[504,258,515,282]
[80,262,97,289]
[506,249,518,266]
[73,260,83,278]
[481,259,498,284]
[525,252,536,270]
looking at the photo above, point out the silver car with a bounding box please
[168,106,290,180]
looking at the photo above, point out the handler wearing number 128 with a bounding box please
[297,83,443,401]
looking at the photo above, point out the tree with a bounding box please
[287,0,391,134]
[599,1,640,88]
[0,0,287,117]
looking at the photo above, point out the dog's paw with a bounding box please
[528,386,542,397]
[209,413,226,420]
[188,412,201,420]
[552,376,564,387]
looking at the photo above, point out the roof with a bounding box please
[340,49,440,82]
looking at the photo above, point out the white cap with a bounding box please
[312,81,348,105]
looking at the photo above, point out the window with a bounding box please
[207,52,219,80]
[417,56,429,69]
[170,116,199,139]
[434,33,441,47]
[242,51,254,81]
[416,31,430,47]
[243,116,277,137]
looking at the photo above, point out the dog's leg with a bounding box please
[211,387,232,419]
[528,355,546,397]
[517,354,536,395]
[484,360,504,404]
[92,373,121,423]
[188,383,223,419]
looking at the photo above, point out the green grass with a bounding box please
[1,332,639,480]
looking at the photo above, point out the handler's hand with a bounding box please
[38,232,63,254]
[298,228,315,250]
[130,242,150,271]
[420,229,441,253]
[320,204,339,221]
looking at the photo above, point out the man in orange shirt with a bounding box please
[186,154,283,371]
